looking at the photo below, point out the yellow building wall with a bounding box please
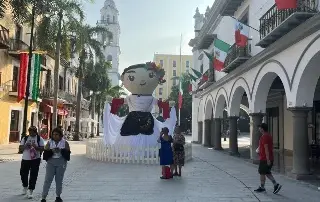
[153,54,193,100]
[0,10,37,144]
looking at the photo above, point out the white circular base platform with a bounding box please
[86,138,192,165]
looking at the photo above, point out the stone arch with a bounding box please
[291,34,320,107]
[107,55,113,61]
[228,77,251,116]
[214,88,228,118]
[251,60,291,113]
[197,98,205,121]
[204,95,214,120]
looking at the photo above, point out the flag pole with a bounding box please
[178,34,182,126]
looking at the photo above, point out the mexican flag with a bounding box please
[213,39,230,72]
[275,0,297,10]
[235,20,249,47]
[17,53,41,102]
[178,80,183,109]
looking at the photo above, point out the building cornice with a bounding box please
[193,0,226,50]
[197,14,320,97]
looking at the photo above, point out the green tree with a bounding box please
[95,85,127,136]
[72,23,112,140]
[84,60,110,135]
[168,73,192,131]
[7,0,90,129]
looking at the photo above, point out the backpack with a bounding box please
[18,135,43,156]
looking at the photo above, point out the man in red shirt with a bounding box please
[254,123,282,194]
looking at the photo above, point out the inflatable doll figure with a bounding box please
[103,62,177,147]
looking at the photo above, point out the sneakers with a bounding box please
[273,183,282,194]
[55,196,63,202]
[21,187,27,195]
[254,184,282,194]
[27,189,33,199]
[254,186,266,192]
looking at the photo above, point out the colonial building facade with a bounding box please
[189,0,320,179]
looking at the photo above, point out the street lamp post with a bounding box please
[21,2,36,138]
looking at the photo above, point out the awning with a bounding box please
[40,102,68,116]
[58,109,68,116]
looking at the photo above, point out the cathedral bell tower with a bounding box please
[97,0,121,86]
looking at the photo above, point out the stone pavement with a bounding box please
[0,142,320,202]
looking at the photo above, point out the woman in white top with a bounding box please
[41,128,70,202]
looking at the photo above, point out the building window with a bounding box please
[200,64,204,73]
[186,61,190,68]
[173,60,176,67]
[107,15,110,23]
[173,79,177,86]
[15,24,22,40]
[59,76,64,90]
[159,88,163,95]
[160,60,163,67]
[12,66,19,92]
[173,70,176,77]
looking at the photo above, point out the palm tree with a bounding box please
[72,23,112,140]
[0,1,7,18]
[84,60,110,135]
[95,85,127,136]
[7,0,89,130]
[34,1,85,129]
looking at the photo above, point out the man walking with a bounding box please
[254,123,282,194]
[19,126,45,198]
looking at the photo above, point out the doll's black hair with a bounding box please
[121,62,166,84]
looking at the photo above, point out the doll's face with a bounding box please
[121,67,159,94]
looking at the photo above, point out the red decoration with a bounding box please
[158,100,170,119]
[110,98,124,114]
[275,0,297,10]
[17,53,29,102]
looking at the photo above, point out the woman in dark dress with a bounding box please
[157,127,174,179]
[173,126,186,177]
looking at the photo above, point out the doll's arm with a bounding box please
[108,97,125,114]
[157,100,170,119]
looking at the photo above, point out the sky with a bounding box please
[83,0,214,74]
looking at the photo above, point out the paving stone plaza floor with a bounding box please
[1,141,320,202]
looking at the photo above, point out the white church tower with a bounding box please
[97,0,121,87]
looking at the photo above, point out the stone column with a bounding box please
[249,113,264,163]
[210,119,215,147]
[198,121,203,144]
[288,107,311,179]
[204,119,211,147]
[214,118,222,150]
[229,116,239,156]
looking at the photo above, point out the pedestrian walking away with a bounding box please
[41,127,71,202]
[19,126,45,199]
[254,123,282,194]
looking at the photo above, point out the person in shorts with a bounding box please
[254,123,282,194]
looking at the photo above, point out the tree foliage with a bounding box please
[168,73,192,131]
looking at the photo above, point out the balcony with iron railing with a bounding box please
[8,38,29,59]
[222,43,251,73]
[0,24,9,49]
[257,0,318,48]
